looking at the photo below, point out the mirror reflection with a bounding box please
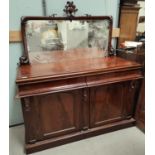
[25,19,110,63]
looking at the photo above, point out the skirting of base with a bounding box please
[26,118,136,154]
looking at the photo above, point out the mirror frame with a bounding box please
[20,16,113,65]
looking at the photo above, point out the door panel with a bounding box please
[90,80,140,128]
[34,89,83,140]
[90,83,124,127]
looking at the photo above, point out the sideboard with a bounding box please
[16,50,143,153]
[15,14,143,153]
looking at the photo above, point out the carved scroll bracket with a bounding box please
[19,56,29,65]
[24,98,31,112]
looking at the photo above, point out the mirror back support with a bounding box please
[20,16,113,65]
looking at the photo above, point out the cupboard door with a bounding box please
[22,89,84,143]
[90,81,140,128]
[39,89,83,140]
[124,80,141,119]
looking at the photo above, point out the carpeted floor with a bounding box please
[9,125,145,155]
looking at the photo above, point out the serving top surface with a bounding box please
[16,50,142,84]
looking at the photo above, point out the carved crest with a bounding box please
[63,1,78,17]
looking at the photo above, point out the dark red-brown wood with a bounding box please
[26,118,136,154]
[16,54,142,85]
[117,45,145,131]
[89,80,140,128]
[22,89,84,144]
[16,47,143,154]
[135,79,145,131]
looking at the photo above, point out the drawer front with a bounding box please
[86,69,143,87]
[18,77,86,98]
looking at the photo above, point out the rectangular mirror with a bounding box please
[21,16,112,64]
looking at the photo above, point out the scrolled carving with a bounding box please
[24,98,31,112]
[19,56,29,65]
[63,1,78,18]
[109,47,116,56]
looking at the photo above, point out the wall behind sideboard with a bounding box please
[9,0,120,126]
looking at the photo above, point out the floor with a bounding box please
[9,125,145,155]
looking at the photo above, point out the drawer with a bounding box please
[86,69,143,87]
[17,77,86,98]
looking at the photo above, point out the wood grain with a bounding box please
[9,28,120,43]
[16,49,142,85]
[17,53,143,153]
[118,6,140,47]
[90,80,140,128]
[135,79,145,131]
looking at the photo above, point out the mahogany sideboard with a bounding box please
[16,14,143,153]
[16,51,143,153]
